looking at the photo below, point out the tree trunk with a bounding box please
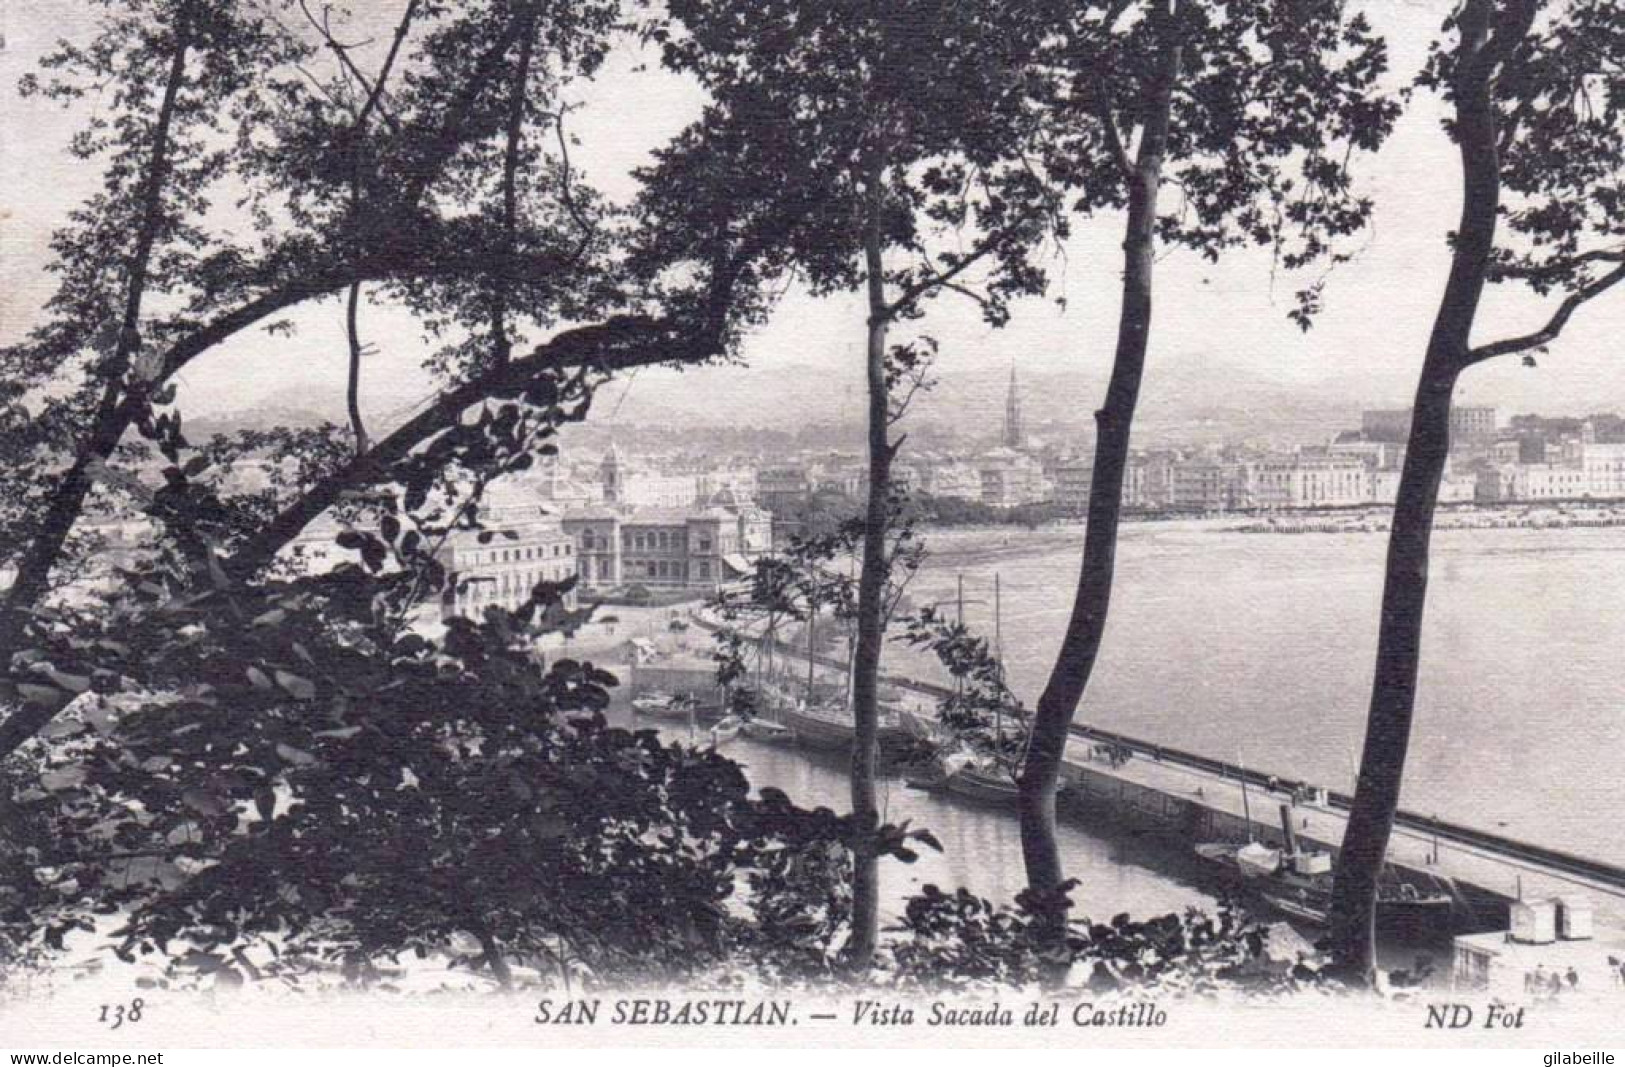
[845,157,891,973]
[0,2,196,660]
[1017,12,1181,943]
[1328,0,1508,977]
[0,1,521,654]
[469,919,514,989]
[1326,367,1457,974]
[345,282,369,455]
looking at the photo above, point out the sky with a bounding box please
[2,0,1622,448]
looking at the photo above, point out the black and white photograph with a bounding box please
[0,0,1623,1052]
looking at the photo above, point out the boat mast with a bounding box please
[993,573,1004,760]
[847,552,857,709]
[1238,751,1254,843]
[805,582,817,703]
[955,573,965,706]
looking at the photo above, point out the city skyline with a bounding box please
[6,1,1625,444]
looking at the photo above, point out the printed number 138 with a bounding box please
[98,998,144,1029]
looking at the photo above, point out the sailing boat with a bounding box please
[938,573,1024,806]
[738,593,795,742]
[777,587,907,751]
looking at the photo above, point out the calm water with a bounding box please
[909,522,1625,868]
[612,520,1622,934]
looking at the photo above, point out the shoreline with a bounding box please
[916,501,1625,561]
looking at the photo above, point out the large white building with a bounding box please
[436,490,578,621]
[563,493,772,593]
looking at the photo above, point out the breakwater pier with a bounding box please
[672,614,1625,933]
[1056,725,1624,930]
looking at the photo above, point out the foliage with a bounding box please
[884,882,1314,995]
[0,548,945,988]
[1037,0,1401,329]
[897,606,1025,762]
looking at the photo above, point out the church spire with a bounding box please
[1003,362,1025,449]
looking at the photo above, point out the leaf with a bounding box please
[274,742,317,767]
[40,766,88,792]
[42,667,92,694]
[274,670,317,701]
[182,787,228,818]
[245,666,273,690]
[17,683,69,708]
[37,717,87,741]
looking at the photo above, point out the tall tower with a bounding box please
[1003,363,1026,449]
[600,442,624,504]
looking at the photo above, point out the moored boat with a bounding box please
[739,717,794,742]
[778,700,909,751]
[632,692,692,720]
[707,716,744,748]
[941,761,1020,806]
[1194,805,1455,936]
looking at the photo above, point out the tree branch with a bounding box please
[1488,247,1625,284]
[492,9,538,368]
[883,240,999,318]
[1465,261,1625,365]
[345,281,369,455]
[221,315,701,582]
[1094,98,1134,181]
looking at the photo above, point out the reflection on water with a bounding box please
[609,705,1212,922]
[730,736,1211,922]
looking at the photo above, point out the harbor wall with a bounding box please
[1057,756,1511,928]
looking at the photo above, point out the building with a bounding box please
[1123,451,1177,509]
[695,467,758,502]
[1361,406,1497,444]
[1495,463,1589,501]
[436,493,578,621]
[1050,457,1094,515]
[1241,454,1367,510]
[599,445,700,508]
[1580,440,1625,498]
[519,456,597,509]
[1328,439,1401,470]
[562,493,772,593]
[1173,460,1243,511]
[816,466,866,499]
[977,447,1046,508]
[1453,405,1499,440]
[756,464,816,511]
[1452,899,1614,996]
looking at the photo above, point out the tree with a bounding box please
[1330,0,1625,977]
[0,0,796,759]
[0,0,620,666]
[1014,0,1398,951]
[655,0,1066,969]
[0,545,942,986]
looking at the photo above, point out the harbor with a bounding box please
[611,602,1625,985]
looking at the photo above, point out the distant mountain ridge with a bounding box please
[191,353,1379,448]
